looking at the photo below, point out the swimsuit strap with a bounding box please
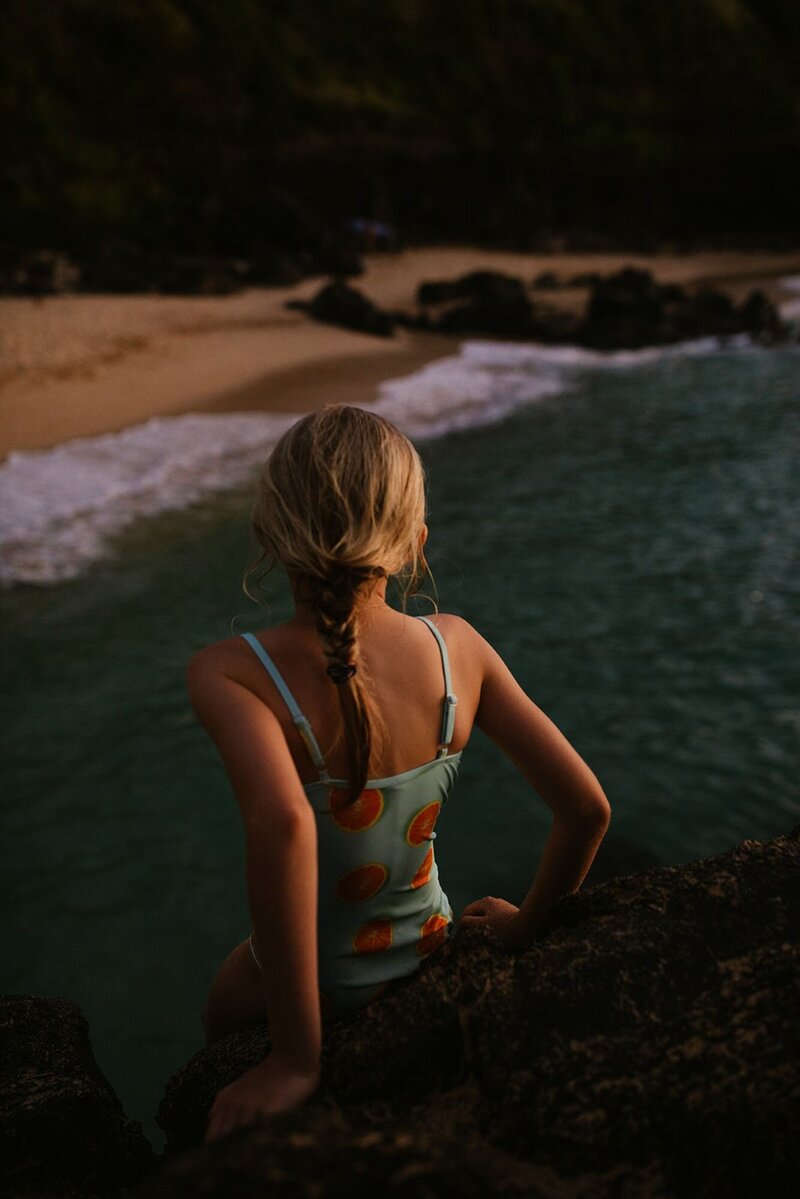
[416,616,458,757]
[240,633,331,783]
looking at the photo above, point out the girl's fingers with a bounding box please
[207,1098,270,1143]
[207,1102,236,1142]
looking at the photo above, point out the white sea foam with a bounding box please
[778,274,800,322]
[0,332,759,586]
[0,412,297,585]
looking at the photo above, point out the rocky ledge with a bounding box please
[3,828,798,1198]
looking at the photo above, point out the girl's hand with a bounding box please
[456,896,529,949]
[205,1053,321,1143]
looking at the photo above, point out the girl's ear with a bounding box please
[419,523,429,551]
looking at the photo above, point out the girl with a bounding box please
[187,404,610,1142]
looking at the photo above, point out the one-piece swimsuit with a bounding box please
[240,615,462,1018]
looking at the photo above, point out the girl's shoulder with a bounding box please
[421,612,494,656]
[186,622,292,686]
[415,613,499,690]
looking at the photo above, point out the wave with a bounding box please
[373,331,755,438]
[0,412,296,586]
[778,273,800,322]
[0,332,761,586]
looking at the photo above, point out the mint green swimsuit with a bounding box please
[240,617,461,1018]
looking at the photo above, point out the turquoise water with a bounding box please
[2,341,798,1142]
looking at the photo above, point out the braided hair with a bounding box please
[246,406,427,803]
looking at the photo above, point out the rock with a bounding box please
[400,265,792,349]
[688,287,740,336]
[416,277,466,306]
[739,288,786,344]
[385,308,433,330]
[532,271,560,289]
[143,1121,499,1199]
[417,270,527,308]
[436,294,536,338]
[0,995,158,1198]
[306,279,395,337]
[416,270,535,337]
[150,827,799,1198]
[527,308,584,344]
[581,266,666,345]
[576,267,791,349]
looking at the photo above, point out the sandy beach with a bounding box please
[2,245,800,458]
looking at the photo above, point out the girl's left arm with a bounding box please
[186,646,322,1137]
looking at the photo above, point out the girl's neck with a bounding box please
[289,575,391,627]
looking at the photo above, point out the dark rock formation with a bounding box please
[739,288,786,343]
[149,827,799,1198]
[578,268,790,348]
[292,279,395,337]
[143,1124,498,1198]
[417,271,537,338]
[411,265,792,348]
[417,269,527,308]
[0,995,159,1198]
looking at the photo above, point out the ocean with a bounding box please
[2,324,799,1143]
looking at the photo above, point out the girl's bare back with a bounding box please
[223,605,481,782]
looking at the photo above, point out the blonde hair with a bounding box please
[246,405,428,801]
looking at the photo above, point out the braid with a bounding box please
[248,405,428,802]
[308,566,381,804]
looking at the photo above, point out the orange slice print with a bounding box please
[353,918,393,954]
[329,787,384,832]
[335,862,388,903]
[410,847,434,889]
[406,801,441,846]
[417,913,450,956]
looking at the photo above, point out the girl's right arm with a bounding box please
[457,621,611,948]
[186,644,322,1135]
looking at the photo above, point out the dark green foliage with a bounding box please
[2,0,799,256]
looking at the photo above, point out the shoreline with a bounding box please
[2,245,800,459]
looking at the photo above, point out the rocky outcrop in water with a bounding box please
[149,827,799,1198]
[0,995,159,1198]
[578,267,786,348]
[412,266,792,348]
